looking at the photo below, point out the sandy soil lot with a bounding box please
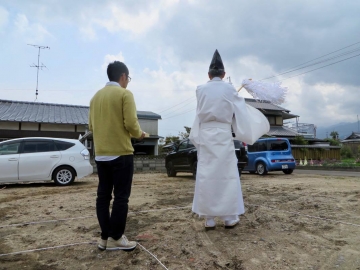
[0,171,360,270]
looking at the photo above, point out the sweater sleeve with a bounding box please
[88,102,93,132]
[123,90,142,138]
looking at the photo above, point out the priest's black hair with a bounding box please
[107,61,129,82]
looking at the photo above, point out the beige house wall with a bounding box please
[21,122,38,131]
[41,123,75,132]
[139,119,158,135]
[0,121,19,130]
[77,125,86,132]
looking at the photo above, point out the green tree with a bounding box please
[165,136,180,145]
[324,138,340,146]
[179,126,191,139]
[293,135,308,145]
[340,145,353,158]
[330,131,339,140]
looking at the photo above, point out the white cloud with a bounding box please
[79,25,97,41]
[91,1,179,37]
[101,52,125,70]
[0,6,9,32]
[14,13,52,43]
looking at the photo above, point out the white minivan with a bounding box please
[0,137,93,185]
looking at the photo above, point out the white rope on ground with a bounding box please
[0,206,191,229]
[137,242,169,270]
[0,241,96,257]
[246,203,360,228]
[0,215,95,228]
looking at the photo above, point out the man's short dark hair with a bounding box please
[107,61,129,82]
[209,69,225,77]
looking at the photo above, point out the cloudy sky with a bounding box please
[0,0,359,138]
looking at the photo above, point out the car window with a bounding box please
[187,141,194,148]
[247,142,257,152]
[54,140,75,151]
[233,140,242,148]
[23,140,57,153]
[0,142,21,155]
[268,140,288,151]
[248,141,267,152]
[178,141,188,150]
[258,142,267,151]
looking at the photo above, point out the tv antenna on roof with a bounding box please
[27,44,50,101]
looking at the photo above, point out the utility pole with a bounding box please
[28,44,50,101]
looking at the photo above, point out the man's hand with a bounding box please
[138,131,146,140]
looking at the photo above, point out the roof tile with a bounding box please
[0,99,161,124]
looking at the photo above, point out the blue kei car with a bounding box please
[243,138,296,175]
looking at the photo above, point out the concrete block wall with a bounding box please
[91,157,166,173]
[134,158,166,172]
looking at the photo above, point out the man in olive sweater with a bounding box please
[89,61,145,251]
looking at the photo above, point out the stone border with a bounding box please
[296,166,360,172]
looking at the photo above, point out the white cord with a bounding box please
[137,242,169,270]
[0,240,170,270]
[0,241,95,257]
[0,206,191,228]
[246,203,360,228]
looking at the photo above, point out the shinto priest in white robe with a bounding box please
[189,77,270,220]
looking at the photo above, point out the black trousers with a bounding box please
[95,155,134,240]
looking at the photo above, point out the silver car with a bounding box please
[0,137,93,185]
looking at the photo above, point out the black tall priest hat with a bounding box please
[209,49,225,72]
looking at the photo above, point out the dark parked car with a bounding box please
[165,139,248,178]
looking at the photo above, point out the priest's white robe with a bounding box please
[189,77,270,219]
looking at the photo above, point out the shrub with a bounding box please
[340,146,353,159]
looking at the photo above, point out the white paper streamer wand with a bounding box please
[238,79,287,105]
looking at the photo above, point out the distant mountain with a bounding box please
[316,121,360,139]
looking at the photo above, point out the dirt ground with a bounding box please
[0,171,360,270]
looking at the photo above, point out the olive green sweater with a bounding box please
[89,85,142,156]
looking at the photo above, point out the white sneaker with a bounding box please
[98,239,107,251]
[106,235,137,251]
[224,218,240,228]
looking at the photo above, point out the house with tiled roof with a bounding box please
[341,132,360,155]
[245,98,301,138]
[0,99,162,156]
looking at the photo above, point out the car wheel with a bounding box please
[53,166,76,186]
[256,162,268,175]
[166,162,177,177]
[192,161,197,179]
[282,169,294,174]
[238,168,242,177]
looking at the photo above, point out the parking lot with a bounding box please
[1,172,360,270]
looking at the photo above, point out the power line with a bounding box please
[261,40,360,81]
[280,52,360,81]
[161,99,196,118]
[162,108,196,120]
[157,96,196,114]
[27,44,50,101]
[161,42,360,120]
[261,47,360,81]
